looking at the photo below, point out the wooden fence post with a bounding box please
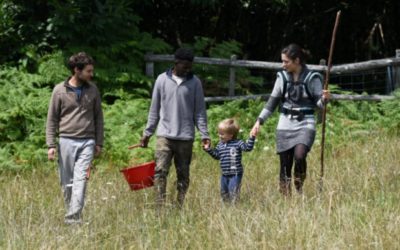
[229,55,237,96]
[386,65,394,94]
[145,52,154,78]
[394,49,400,90]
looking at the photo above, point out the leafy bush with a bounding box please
[101,98,154,169]
[378,90,400,135]
[182,37,264,96]
[0,0,172,102]
[1,50,400,172]
[0,67,51,170]
[206,99,276,143]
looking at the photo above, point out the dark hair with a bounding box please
[67,52,94,74]
[281,43,309,65]
[174,48,194,62]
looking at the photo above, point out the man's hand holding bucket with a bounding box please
[140,136,150,148]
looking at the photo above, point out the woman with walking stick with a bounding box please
[251,44,330,196]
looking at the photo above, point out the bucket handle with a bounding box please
[128,143,142,150]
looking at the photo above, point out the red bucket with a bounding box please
[120,161,156,191]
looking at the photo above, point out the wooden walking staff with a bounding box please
[320,10,341,191]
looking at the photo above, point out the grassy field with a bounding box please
[1,134,399,249]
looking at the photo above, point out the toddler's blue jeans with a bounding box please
[220,173,243,203]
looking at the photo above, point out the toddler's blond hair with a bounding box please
[218,118,240,139]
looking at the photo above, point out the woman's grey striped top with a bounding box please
[258,67,325,152]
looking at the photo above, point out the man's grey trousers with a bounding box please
[58,137,95,222]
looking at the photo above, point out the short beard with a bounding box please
[77,75,90,85]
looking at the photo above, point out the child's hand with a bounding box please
[202,139,211,150]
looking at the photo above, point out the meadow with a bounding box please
[1,132,399,249]
[2,3,400,248]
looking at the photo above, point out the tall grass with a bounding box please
[1,133,399,249]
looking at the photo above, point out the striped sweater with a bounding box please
[205,137,256,175]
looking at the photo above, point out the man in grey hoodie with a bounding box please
[140,48,210,208]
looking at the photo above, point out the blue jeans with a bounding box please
[220,173,243,203]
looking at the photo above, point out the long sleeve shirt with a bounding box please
[257,67,324,132]
[46,79,104,148]
[143,69,209,140]
[205,137,256,175]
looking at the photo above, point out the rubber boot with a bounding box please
[176,191,187,209]
[154,177,167,209]
[294,177,305,194]
[176,178,189,209]
[279,179,292,197]
[294,158,307,194]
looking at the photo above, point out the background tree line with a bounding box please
[138,0,399,61]
[2,0,399,99]
[1,0,399,67]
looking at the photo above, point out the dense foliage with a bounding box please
[1,55,400,171]
[136,0,400,62]
[0,0,399,171]
[0,0,171,101]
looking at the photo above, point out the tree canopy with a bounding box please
[1,0,398,67]
[136,0,399,62]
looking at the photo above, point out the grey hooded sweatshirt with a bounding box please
[144,69,209,141]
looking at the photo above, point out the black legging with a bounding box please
[279,144,308,189]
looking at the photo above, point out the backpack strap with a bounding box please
[278,71,289,101]
[279,70,323,103]
[303,71,323,103]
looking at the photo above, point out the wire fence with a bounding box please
[146,52,400,101]
[332,68,387,94]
